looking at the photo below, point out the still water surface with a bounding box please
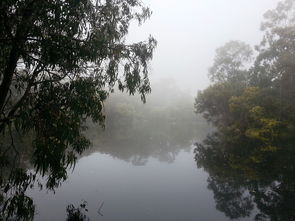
[27,145,253,221]
[2,88,293,220]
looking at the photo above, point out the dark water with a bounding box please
[27,146,253,221]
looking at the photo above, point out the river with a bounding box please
[27,145,253,221]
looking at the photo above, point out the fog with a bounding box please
[129,0,280,94]
[3,1,295,220]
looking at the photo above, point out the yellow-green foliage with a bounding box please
[249,106,265,120]
[229,87,282,148]
[229,87,260,113]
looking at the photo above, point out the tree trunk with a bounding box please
[0,42,20,112]
[0,3,34,113]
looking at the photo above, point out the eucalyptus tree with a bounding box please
[0,0,156,177]
[253,0,295,104]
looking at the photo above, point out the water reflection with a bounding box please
[84,83,209,165]
[1,83,210,220]
[87,125,195,165]
[195,131,295,221]
[0,132,35,220]
[0,131,76,220]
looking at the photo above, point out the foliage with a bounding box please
[195,81,245,126]
[208,41,253,83]
[195,0,295,220]
[253,0,295,90]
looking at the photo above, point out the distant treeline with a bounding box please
[86,79,210,164]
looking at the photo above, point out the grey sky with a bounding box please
[129,0,281,94]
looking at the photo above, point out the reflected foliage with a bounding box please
[0,132,36,220]
[207,176,253,219]
[0,79,210,220]
[66,201,89,221]
[0,169,35,221]
[195,1,295,220]
[195,130,295,221]
[0,129,93,219]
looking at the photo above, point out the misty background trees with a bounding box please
[86,80,210,165]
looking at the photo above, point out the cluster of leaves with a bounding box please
[194,0,295,220]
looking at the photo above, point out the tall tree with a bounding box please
[0,0,156,179]
[253,0,295,92]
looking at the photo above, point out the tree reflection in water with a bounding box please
[0,131,90,220]
[85,82,209,166]
[195,132,295,221]
[0,83,208,220]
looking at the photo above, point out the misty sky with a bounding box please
[129,0,281,94]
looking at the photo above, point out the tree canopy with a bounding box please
[0,0,157,131]
[0,0,156,176]
[208,40,253,83]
